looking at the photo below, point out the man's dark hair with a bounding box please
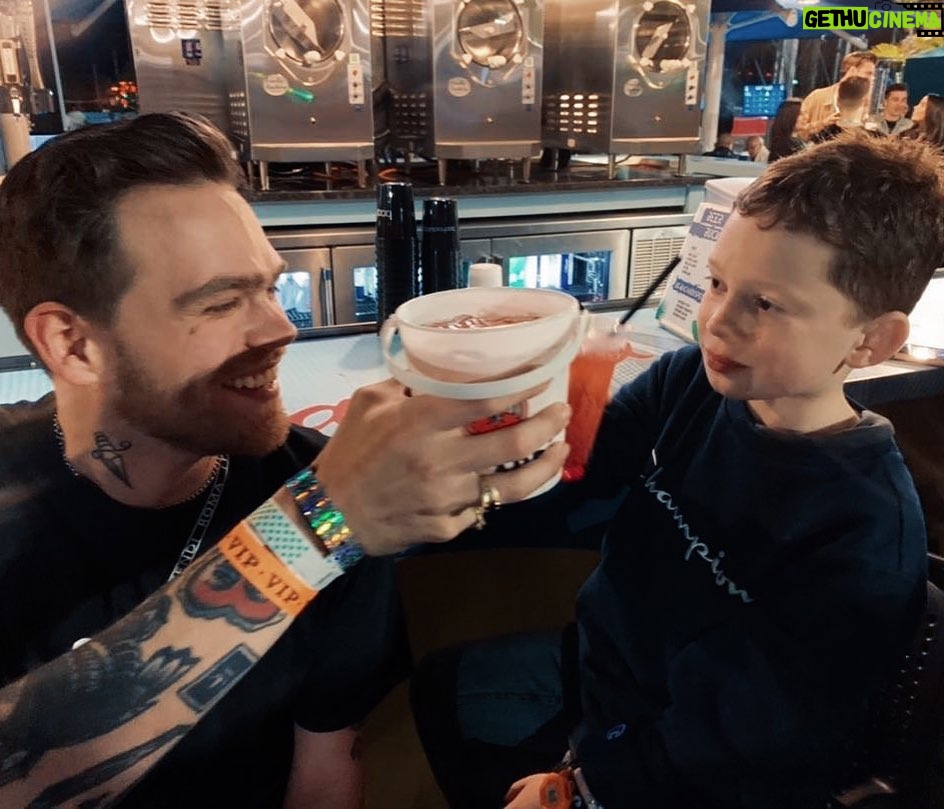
[736,131,944,318]
[0,112,245,353]
[884,82,908,99]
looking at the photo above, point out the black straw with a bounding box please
[617,254,682,326]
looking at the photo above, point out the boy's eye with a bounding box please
[267,284,279,297]
[755,296,774,312]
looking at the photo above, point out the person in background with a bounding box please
[410,132,944,809]
[767,97,804,161]
[866,82,915,136]
[794,51,877,140]
[746,135,770,162]
[908,93,944,150]
[0,112,569,807]
[810,76,872,143]
[702,132,737,158]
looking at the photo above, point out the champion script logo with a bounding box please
[642,451,753,604]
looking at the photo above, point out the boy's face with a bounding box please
[697,213,868,428]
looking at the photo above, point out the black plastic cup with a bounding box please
[376,182,419,327]
[421,197,461,295]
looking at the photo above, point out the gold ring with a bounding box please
[479,480,502,512]
[473,506,487,530]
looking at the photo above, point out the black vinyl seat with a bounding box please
[830,554,944,808]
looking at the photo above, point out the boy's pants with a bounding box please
[410,628,581,809]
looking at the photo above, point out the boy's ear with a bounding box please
[846,311,910,369]
[23,303,111,386]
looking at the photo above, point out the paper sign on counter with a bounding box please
[655,203,731,343]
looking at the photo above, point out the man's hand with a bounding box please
[813,111,841,133]
[313,379,571,553]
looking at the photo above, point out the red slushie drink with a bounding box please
[564,329,652,482]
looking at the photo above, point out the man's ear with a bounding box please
[23,303,111,385]
[846,311,910,369]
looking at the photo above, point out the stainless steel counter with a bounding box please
[248,163,708,227]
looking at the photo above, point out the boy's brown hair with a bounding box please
[735,131,944,319]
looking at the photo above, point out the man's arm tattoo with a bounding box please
[25,725,192,809]
[0,594,197,786]
[178,553,285,631]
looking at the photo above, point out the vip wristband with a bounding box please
[218,523,317,618]
[285,468,365,572]
[247,499,346,590]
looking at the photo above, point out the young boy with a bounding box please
[411,132,944,809]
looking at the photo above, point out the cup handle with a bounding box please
[379,315,428,386]
[378,313,399,357]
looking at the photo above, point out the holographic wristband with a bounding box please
[246,499,344,591]
[285,467,365,572]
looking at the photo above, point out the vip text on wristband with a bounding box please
[218,523,317,617]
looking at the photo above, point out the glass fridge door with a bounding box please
[331,239,493,326]
[331,244,380,326]
[490,230,629,301]
[274,247,332,335]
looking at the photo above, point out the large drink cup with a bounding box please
[380,287,589,498]
[375,182,419,329]
[421,197,461,294]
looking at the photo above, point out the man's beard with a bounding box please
[111,341,291,458]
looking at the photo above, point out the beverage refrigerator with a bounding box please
[265,211,693,337]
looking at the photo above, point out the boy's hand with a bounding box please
[504,772,573,808]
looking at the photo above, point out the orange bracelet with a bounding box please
[218,522,317,617]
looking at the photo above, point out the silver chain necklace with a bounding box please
[52,412,231,580]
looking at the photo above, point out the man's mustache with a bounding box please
[211,346,287,382]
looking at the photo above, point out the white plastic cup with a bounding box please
[467,262,504,288]
[380,287,588,497]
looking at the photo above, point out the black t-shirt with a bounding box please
[0,394,410,807]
